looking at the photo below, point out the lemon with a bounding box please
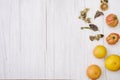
[93,45,107,59]
[87,64,101,80]
[105,54,120,71]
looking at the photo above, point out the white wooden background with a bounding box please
[0,0,120,79]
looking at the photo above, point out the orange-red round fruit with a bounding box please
[87,64,101,80]
[106,14,119,27]
[106,33,120,45]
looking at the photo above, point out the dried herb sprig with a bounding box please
[81,24,99,31]
[78,8,91,23]
[94,10,104,19]
[89,34,104,41]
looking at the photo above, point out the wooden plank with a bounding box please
[0,0,47,78]
[70,0,88,79]
[47,0,71,78]
[46,0,55,78]
[0,0,14,78]
[19,0,47,78]
[47,0,79,79]
[47,0,87,79]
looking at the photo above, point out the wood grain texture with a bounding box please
[0,0,120,79]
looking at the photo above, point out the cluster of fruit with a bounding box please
[86,13,120,80]
[86,11,120,80]
[78,0,120,79]
[106,14,120,45]
[79,1,120,80]
[87,45,120,80]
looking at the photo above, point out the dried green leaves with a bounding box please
[81,24,99,31]
[78,8,91,23]
[89,24,99,31]
[94,10,104,19]
[89,34,104,41]
[79,8,105,41]
[81,24,104,41]
[79,8,104,24]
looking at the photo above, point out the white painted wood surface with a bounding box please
[0,0,120,79]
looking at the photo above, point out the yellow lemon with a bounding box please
[93,45,107,59]
[87,64,101,80]
[105,54,120,71]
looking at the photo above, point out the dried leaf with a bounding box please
[94,10,104,19]
[95,36,100,41]
[89,36,95,41]
[81,27,90,29]
[97,34,104,38]
[89,34,104,41]
[85,18,91,23]
[81,24,98,31]
[79,8,91,23]
[89,24,99,31]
